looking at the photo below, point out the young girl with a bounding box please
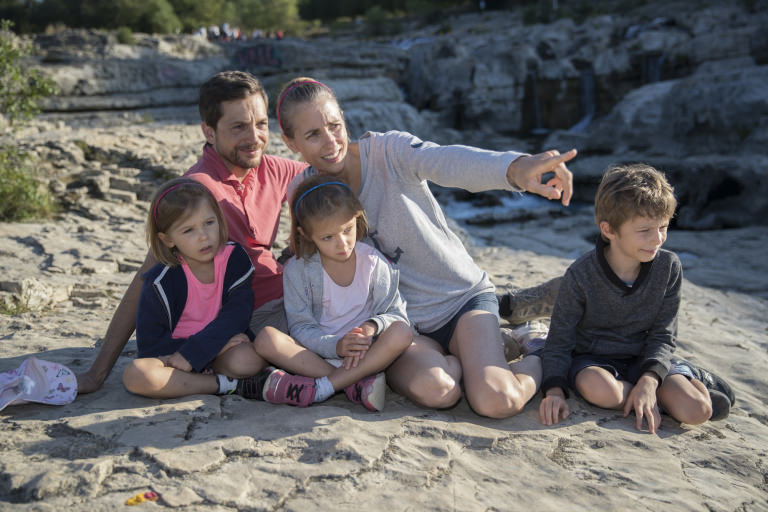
[270,174,413,411]
[276,77,576,418]
[123,178,266,398]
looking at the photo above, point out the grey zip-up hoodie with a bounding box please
[283,241,409,359]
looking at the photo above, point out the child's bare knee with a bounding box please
[122,359,153,395]
[393,320,413,338]
[576,370,623,408]
[675,399,713,425]
[213,342,258,377]
[253,326,282,350]
[384,321,414,350]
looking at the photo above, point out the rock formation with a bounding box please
[19,1,768,230]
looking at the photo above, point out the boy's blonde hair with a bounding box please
[595,163,677,234]
[276,77,341,138]
[290,174,368,259]
[147,178,228,267]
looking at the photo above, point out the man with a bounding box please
[77,71,306,393]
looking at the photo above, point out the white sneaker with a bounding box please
[500,321,549,359]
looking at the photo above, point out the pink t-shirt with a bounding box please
[172,244,234,339]
[186,145,306,310]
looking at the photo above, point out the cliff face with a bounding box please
[20,0,768,228]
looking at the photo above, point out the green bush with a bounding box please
[116,26,136,44]
[0,146,56,221]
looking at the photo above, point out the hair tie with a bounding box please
[276,79,333,132]
[295,181,351,215]
[153,183,186,226]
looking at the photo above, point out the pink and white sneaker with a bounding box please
[262,368,315,407]
[345,372,386,412]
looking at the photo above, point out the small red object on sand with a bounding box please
[125,491,159,505]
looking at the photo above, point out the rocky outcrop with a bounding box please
[33,31,422,138]
[24,1,768,229]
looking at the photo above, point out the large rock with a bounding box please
[665,61,768,154]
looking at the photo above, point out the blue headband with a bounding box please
[294,181,352,215]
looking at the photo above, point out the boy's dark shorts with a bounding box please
[568,354,689,391]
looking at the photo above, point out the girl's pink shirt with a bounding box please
[172,244,235,339]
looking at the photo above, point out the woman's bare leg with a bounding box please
[449,310,541,418]
[386,334,463,409]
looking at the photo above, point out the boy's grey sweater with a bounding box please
[283,242,409,360]
[293,130,522,332]
[541,239,682,396]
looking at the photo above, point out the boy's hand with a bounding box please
[165,351,193,372]
[218,333,250,356]
[623,373,662,434]
[337,328,372,370]
[539,387,571,425]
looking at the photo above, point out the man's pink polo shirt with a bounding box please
[186,144,306,310]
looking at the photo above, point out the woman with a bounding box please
[276,77,576,418]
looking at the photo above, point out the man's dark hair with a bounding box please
[198,71,268,128]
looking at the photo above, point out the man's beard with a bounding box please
[222,143,264,171]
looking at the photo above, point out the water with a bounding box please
[569,68,596,132]
[642,53,666,84]
[525,69,549,136]
[442,193,556,222]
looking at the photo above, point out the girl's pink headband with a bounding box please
[276,79,334,133]
[152,183,187,226]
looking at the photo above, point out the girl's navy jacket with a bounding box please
[136,242,255,372]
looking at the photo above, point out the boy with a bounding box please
[538,164,735,433]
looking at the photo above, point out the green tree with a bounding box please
[166,0,230,32]
[80,0,182,33]
[0,19,58,221]
[237,0,300,31]
[0,19,57,125]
